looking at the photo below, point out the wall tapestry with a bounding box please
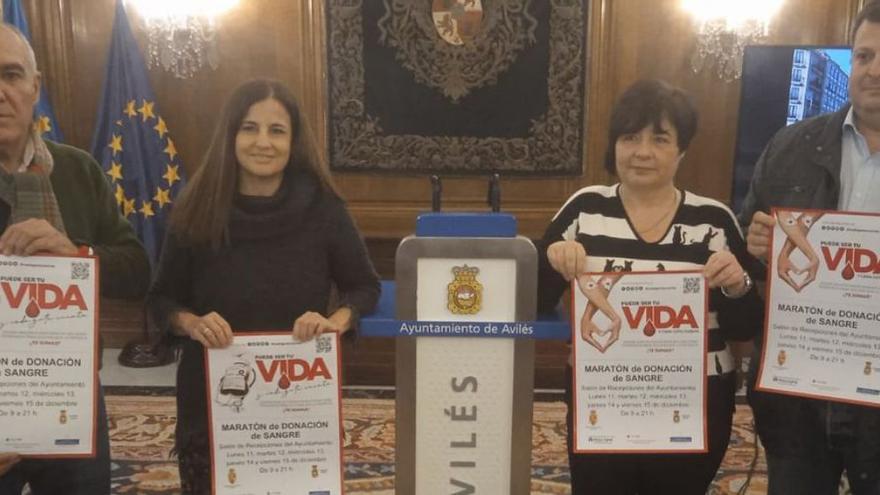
[327,0,587,175]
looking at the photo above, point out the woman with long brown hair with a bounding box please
[148,79,380,493]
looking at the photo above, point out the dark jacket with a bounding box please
[739,106,847,220]
[740,106,880,455]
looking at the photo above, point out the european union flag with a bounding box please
[2,0,64,142]
[91,0,186,268]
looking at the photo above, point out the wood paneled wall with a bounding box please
[12,0,867,386]
[23,0,863,240]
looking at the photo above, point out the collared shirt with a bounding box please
[840,107,880,212]
[18,138,35,172]
[0,137,35,174]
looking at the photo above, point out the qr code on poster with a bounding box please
[315,336,332,353]
[682,276,701,294]
[71,261,91,280]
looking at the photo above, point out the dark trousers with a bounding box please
[764,402,880,495]
[177,435,212,495]
[0,388,111,495]
[565,367,735,495]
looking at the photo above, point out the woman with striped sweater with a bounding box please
[537,79,764,495]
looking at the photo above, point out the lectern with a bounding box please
[394,212,536,495]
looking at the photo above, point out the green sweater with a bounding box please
[47,140,150,300]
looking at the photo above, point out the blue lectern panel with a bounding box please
[415,212,517,237]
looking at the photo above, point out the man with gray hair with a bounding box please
[0,22,150,495]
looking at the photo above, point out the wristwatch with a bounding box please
[721,270,753,299]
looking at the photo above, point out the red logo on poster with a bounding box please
[255,357,332,389]
[821,247,880,280]
[621,305,698,337]
[1,282,88,318]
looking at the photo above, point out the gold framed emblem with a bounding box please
[447,265,483,314]
[432,0,484,46]
[588,409,598,426]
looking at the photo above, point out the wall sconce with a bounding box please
[682,0,786,81]
[126,0,239,78]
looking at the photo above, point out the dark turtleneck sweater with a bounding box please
[147,171,380,448]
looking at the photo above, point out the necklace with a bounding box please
[624,188,679,236]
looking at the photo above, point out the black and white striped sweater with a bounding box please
[537,184,765,376]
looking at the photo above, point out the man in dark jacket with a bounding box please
[0,22,150,495]
[742,3,880,494]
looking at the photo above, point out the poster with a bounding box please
[758,209,880,406]
[206,332,343,494]
[0,255,98,457]
[572,271,707,453]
